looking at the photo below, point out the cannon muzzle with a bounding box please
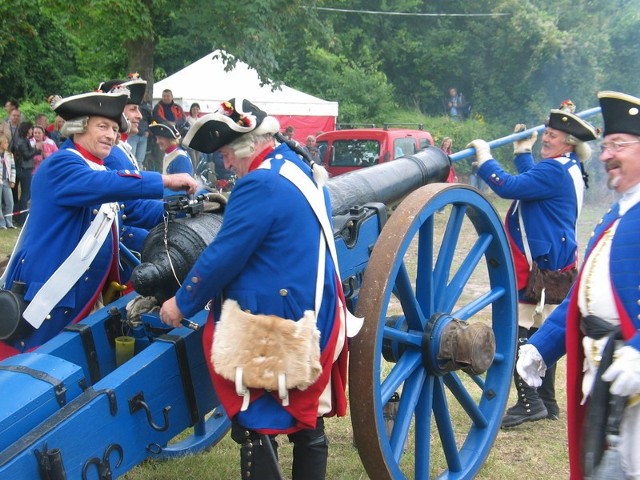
[131,212,223,303]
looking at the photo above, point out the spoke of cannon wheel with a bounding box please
[452,286,507,320]
[443,373,489,428]
[416,216,435,314]
[394,261,425,331]
[469,371,487,390]
[439,232,494,313]
[380,349,422,404]
[433,204,466,289]
[391,368,426,461]
[383,323,423,348]
[433,377,463,472]
[416,374,435,480]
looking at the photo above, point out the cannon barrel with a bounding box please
[328,146,450,215]
[131,212,223,302]
[131,103,601,302]
[131,146,450,301]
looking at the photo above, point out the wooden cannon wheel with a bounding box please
[350,183,518,479]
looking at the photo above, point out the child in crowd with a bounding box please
[31,125,58,173]
[0,135,16,229]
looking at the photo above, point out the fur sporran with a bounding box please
[211,299,322,391]
[522,263,577,305]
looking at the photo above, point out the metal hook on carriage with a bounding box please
[35,443,67,480]
[128,391,171,432]
[81,443,123,480]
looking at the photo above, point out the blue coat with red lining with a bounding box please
[176,143,348,434]
[477,151,582,295]
[0,138,165,357]
[529,202,640,479]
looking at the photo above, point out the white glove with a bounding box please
[466,139,493,167]
[512,124,538,155]
[516,343,546,388]
[602,345,640,397]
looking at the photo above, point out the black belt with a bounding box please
[580,314,619,340]
[580,315,624,477]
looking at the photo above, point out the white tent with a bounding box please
[153,50,339,140]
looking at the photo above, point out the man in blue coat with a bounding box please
[0,89,197,359]
[469,105,598,427]
[518,91,640,480]
[148,121,193,197]
[160,98,351,480]
[98,75,165,282]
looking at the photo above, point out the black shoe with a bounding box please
[543,400,560,420]
[501,398,548,428]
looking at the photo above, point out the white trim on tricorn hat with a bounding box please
[597,90,640,137]
[183,98,279,153]
[50,91,129,132]
[97,74,147,106]
[148,121,181,140]
[546,109,599,142]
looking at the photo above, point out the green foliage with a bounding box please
[4,0,640,139]
[281,48,397,124]
[17,101,56,124]
[603,8,640,95]
[0,0,77,101]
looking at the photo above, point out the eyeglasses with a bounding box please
[599,140,640,153]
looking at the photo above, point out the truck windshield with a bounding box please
[330,140,380,167]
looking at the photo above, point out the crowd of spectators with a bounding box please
[3,87,472,224]
[1,91,238,217]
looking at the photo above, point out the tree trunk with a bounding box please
[125,37,155,102]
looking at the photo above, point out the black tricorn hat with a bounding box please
[546,109,599,141]
[50,91,129,132]
[598,91,640,137]
[148,121,180,140]
[97,75,147,105]
[183,98,279,153]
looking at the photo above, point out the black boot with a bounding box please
[529,327,560,420]
[289,417,329,480]
[538,362,559,419]
[231,421,282,480]
[501,327,547,428]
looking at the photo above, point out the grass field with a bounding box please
[0,193,611,480]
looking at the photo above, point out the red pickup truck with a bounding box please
[316,125,435,177]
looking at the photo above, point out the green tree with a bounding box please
[603,5,640,95]
[73,0,319,96]
[284,48,397,123]
[3,0,320,103]
[0,0,77,102]
[7,0,640,132]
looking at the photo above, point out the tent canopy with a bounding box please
[153,51,338,141]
